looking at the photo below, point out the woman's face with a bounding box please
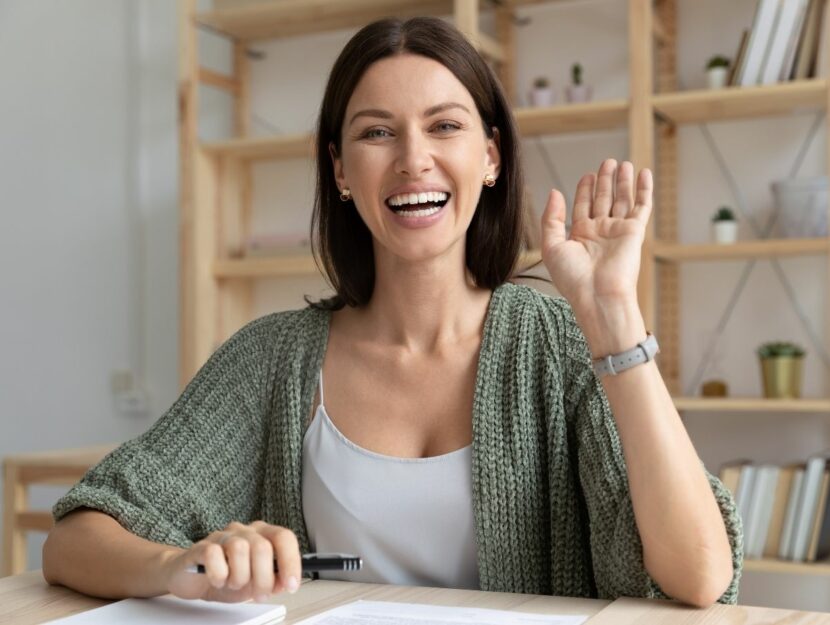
[331,53,501,265]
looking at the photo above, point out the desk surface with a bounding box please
[2,570,829,625]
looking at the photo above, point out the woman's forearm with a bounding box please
[576,300,734,608]
[42,509,184,599]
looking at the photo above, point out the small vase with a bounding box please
[760,356,804,398]
[706,67,729,89]
[529,87,555,107]
[565,84,593,103]
[712,220,737,244]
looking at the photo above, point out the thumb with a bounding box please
[541,188,568,250]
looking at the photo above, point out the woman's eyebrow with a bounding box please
[347,102,472,127]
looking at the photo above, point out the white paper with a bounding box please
[294,600,589,625]
[44,595,286,625]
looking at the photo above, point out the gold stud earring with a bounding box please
[483,174,496,187]
[339,188,351,202]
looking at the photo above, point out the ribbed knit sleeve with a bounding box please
[549,296,743,604]
[52,313,288,549]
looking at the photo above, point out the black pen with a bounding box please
[186,552,362,575]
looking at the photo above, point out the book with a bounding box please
[763,463,802,557]
[739,0,785,86]
[778,0,811,81]
[806,468,830,560]
[792,0,822,79]
[817,0,830,77]
[719,458,751,497]
[745,465,780,559]
[735,464,758,532]
[729,30,751,86]
[791,450,830,561]
[44,595,286,624]
[779,467,805,559]
[759,0,807,85]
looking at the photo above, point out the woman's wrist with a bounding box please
[573,296,647,358]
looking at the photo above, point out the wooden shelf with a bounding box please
[201,134,314,161]
[653,238,829,262]
[652,79,828,125]
[744,558,830,576]
[514,99,629,136]
[673,397,830,413]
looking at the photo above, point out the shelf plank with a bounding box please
[653,238,829,262]
[652,79,828,125]
[214,255,319,278]
[673,397,830,413]
[515,99,629,135]
[197,0,453,41]
[744,558,830,576]
[201,134,314,161]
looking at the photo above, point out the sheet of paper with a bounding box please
[294,600,589,625]
[44,595,286,625]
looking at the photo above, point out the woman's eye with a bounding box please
[434,121,461,132]
[363,128,391,139]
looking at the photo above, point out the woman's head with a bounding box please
[312,17,525,309]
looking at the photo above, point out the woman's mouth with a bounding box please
[385,191,451,217]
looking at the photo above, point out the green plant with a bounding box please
[533,76,549,89]
[706,55,730,70]
[757,341,806,358]
[571,63,583,86]
[711,206,736,222]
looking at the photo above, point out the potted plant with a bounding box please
[757,341,806,398]
[711,206,738,244]
[706,55,730,89]
[529,76,555,107]
[565,63,593,103]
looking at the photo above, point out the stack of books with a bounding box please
[729,0,828,87]
[720,450,830,562]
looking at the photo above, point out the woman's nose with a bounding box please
[394,132,434,177]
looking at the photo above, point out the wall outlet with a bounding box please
[111,369,150,418]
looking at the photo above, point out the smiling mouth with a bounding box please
[385,193,451,216]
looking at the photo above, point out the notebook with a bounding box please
[44,595,286,624]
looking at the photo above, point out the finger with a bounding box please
[631,167,654,223]
[202,541,229,589]
[611,161,634,218]
[266,527,301,594]
[541,188,568,249]
[572,173,594,223]
[592,158,617,218]
[224,536,252,591]
[248,535,276,602]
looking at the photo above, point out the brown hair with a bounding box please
[310,17,526,310]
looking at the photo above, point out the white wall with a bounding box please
[1,0,828,612]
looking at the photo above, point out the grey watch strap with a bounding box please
[592,332,659,377]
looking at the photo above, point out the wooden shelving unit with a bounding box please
[179,0,830,577]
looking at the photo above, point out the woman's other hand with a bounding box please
[164,521,302,603]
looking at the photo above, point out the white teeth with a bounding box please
[387,191,448,206]
[394,205,442,218]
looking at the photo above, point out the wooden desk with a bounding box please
[2,570,829,625]
[2,445,116,577]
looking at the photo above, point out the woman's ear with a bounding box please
[486,127,501,179]
[329,141,346,189]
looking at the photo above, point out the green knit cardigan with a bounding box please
[53,283,743,603]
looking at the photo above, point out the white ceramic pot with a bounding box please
[529,87,555,107]
[706,67,729,89]
[565,84,593,103]
[712,220,737,244]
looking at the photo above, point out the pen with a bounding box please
[186,552,362,575]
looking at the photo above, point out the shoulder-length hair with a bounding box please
[310,16,525,310]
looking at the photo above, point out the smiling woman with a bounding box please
[43,16,742,609]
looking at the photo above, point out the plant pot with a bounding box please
[760,356,804,398]
[706,67,729,89]
[565,84,593,103]
[712,220,737,244]
[529,87,555,107]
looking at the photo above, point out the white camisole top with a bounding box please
[301,370,480,589]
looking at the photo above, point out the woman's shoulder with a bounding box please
[492,282,579,328]
[225,304,329,353]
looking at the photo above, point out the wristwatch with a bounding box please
[592,332,659,377]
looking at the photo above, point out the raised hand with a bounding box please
[541,158,653,316]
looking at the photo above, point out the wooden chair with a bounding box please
[2,445,115,576]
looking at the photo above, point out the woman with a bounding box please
[43,17,742,608]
